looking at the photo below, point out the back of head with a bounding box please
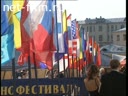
[100,68,105,74]
[87,64,99,80]
[110,59,120,69]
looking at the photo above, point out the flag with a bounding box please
[31,0,56,52]
[12,0,24,49]
[18,0,56,70]
[89,36,93,63]
[80,27,87,67]
[93,41,98,64]
[56,4,65,53]
[96,44,101,67]
[40,62,48,69]
[78,36,84,70]
[1,1,8,35]
[81,28,86,52]
[54,10,68,61]
[85,32,90,65]
[71,19,77,57]
[62,10,68,54]
[1,31,15,65]
[17,0,30,65]
[53,54,69,72]
[31,0,56,70]
[1,1,15,65]
[67,14,72,54]
[76,21,80,58]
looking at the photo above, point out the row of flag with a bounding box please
[1,0,101,71]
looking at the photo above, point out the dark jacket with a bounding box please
[100,71,126,96]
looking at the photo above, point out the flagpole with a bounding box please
[33,52,39,96]
[28,55,32,95]
[67,54,70,78]
[54,0,61,95]
[72,54,74,77]
[76,50,78,77]
[27,11,32,96]
[63,54,66,76]
[60,4,66,77]
[12,58,16,96]
[54,0,60,75]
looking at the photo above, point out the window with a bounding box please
[93,36,95,40]
[99,26,102,31]
[117,35,120,41]
[120,24,124,29]
[87,26,88,32]
[111,25,114,31]
[107,25,109,32]
[90,26,92,32]
[99,35,103,41]
[111,35,113,41]
[93,26,95,32]
[107,35,109,41]
[123,34,126,41]
[115,25,117,30]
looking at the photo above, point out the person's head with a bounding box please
[87,64,99,80]
[45,70,52,78]
[100,67,105,75]
[110,59,120,70]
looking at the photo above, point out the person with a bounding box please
[119,64,126,75]
[84,64,101,96]
[99,59,126,96]
[99,67,106,78]
[45,70,52,79]
[53,70,58,78]
[56,72,65,78]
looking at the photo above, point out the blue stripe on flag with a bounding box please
[41,0,53,34]
[1,25,15,65]
[40,62,48,69]
[1,1,9,35]
[15,11,21,21]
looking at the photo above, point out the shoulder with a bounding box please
[84,78,88,82]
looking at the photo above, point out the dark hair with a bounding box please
[87,64,99,80]
[110,59,120,69]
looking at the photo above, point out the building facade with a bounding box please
[78,16,126,46]
[112,28,126,46]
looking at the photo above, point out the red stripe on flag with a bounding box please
[72,41,77,45]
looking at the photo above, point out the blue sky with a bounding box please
[57,0,126,20]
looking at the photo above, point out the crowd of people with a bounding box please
[16,69,29,79]
[45,69,65,79]
[14,59,126,96]
[84,59,126,96]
